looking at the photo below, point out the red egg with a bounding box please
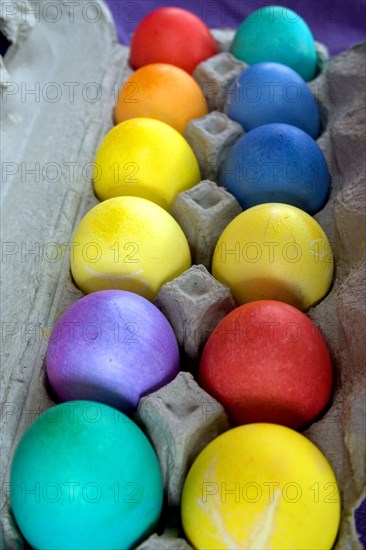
[130,7,218,74]
[199,300,333,430]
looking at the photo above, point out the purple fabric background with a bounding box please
[105,0,366,55]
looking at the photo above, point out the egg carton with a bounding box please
[1,0,365,548]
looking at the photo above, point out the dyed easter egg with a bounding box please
[10,401,163,550]
[130,7,218,74]
[199,300,332,429]
[70,196,191,299]
[220,123,329,213]
[225,63,320,138]
[181,424,340,549]
[212,203,334,311]
[93,118,200,209]
[115,63,208,134]
[46,290,179,413]
[231,6,318,81]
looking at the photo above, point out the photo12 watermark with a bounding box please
[2,480,140,505]
[1,80,127,104]
[1,319,140,345]
[201,480,339,504]
[1,160,140,184]
[214,239,333,264]
[1,240,140,264]
[1,400,136,426]
[1,2,105,25]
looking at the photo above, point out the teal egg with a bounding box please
[10,401,163,549]
[231,6,318,81]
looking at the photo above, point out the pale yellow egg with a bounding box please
[212,203,334,311]
[70,196,191,299]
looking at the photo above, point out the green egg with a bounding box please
[10,401,163,549]
[231,5,318,81]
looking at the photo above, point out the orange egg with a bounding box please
[115,63,208,134]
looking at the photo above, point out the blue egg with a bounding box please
[220,123,329,214]
[225,63,320,139]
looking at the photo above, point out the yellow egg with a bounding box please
[212,203,334,311]
[93,117,201,210]
[70,196,191,299]
[181,424,340,550]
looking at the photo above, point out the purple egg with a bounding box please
[46,290,179,413]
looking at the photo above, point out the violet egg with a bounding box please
[46,290,179,413]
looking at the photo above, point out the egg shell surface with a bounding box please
[130,7,218,74]
[46,290,179,413]
[220,123,329,213]
[115,63,208,134]
[199,300,333,429]
[10,401,163,550]
[230,5,318,81]
[93,118,200,209]
[181,423,340,549]
[212,202,334,310]
[225,62,320,138]
[70,196,191,299]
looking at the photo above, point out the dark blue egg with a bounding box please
[225,62,320,139]
[220,123,329,214]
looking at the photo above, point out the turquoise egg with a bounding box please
[10,401,163,549]
[231,6,318,81]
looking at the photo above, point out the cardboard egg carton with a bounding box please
[1,1,365,547]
